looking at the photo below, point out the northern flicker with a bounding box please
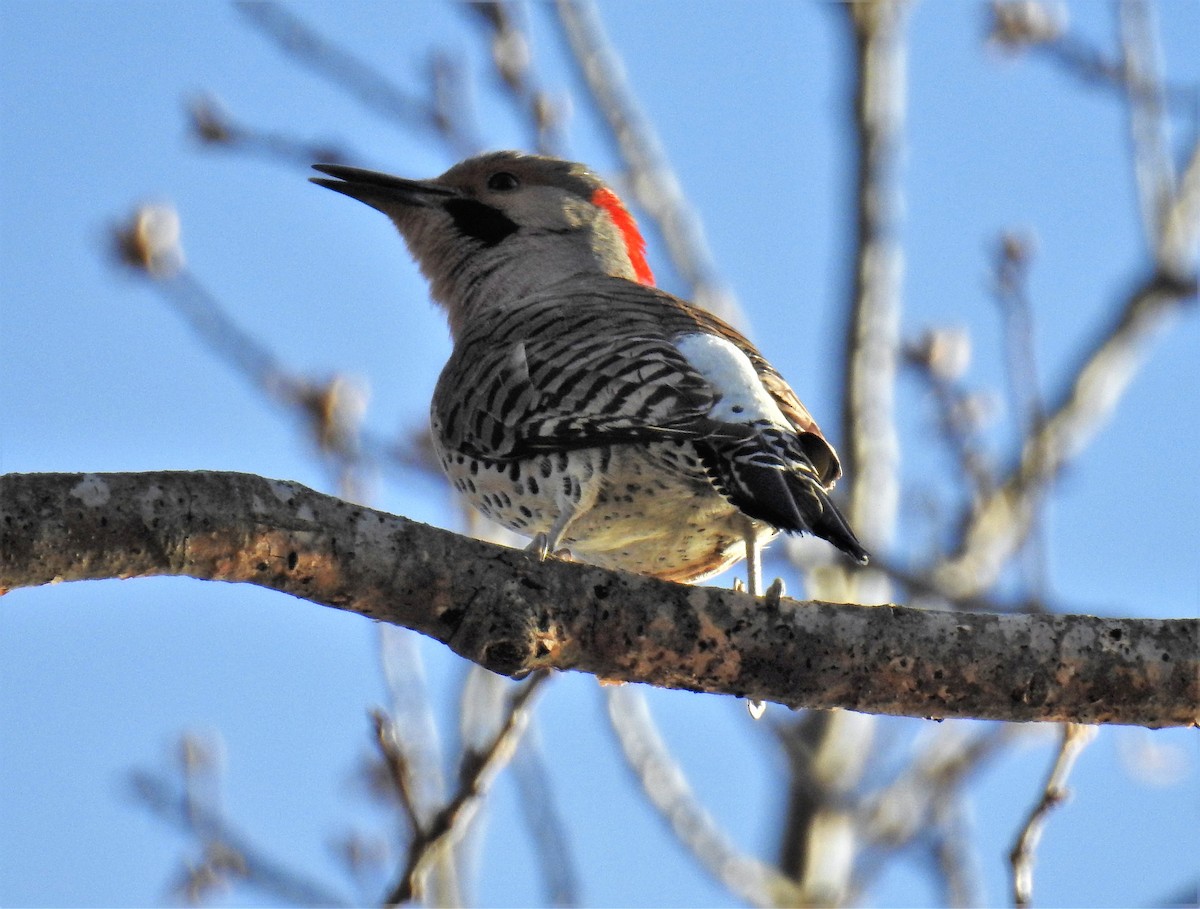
[312,151,868,594]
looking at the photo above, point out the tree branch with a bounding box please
[2,471,1195,728]
[1008,723,1098,908]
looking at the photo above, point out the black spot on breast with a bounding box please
[444,199,519,246]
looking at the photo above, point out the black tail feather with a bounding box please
[698,438,870,565]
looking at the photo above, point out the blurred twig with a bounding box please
[513,723,580,907]
[383,670,548,906]
[936,5,1200,599]
[930,794,983,909]
[784,2,911,904]
[188,94,353,166]
[467,3,565,155]
[554,0,744,325]
[605,686,803,908]
[1009,723,1098,908]
[993,231,1050,599]
[986,1,1199,116]
[234,0,482,157]
[934,255,1198,600]
[130,762,351,907]
[839,0,909,553]
[903,326,995,506]
[1119,0,1176,261]
[112,202,408,500]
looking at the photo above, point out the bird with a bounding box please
[311,151,868,598]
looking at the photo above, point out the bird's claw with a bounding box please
[525,533,550,560]
[764,577,785,609]
[525,534,573,562]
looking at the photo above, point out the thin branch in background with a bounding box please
[187,94,354,167]
[849,724,1018,903]
[993,231,1050,599]
[986,1,1200,118]
[130,763,351,907]
[467,2,565,156]
[371,709,426,842]
[786,2,911,904]
[858,725,1018,853]
[605,686,803,908]
[932,3,1200,601]
[513,722,581,907]
[376,628,450,827]
[383,670,549,907]
[934,264,1198,600]
[110,202,410,500]
[839,0,909,552]
[1162,140,1200,277]
[930,794,984,909]
[375,625,461,908]
[1118,0,1181,269]
[903,326,996,504]
[233,0,482,157]
[554,0,745,326]
[1009,723,1099,909]
[330,831,391,905]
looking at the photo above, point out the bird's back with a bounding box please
[431,275,865,579]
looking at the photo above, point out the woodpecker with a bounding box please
[312,151,868,593]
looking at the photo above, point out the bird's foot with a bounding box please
[744,579,784,719]
[764,577,786,609]
[525,534,573,562]
[526,533,550,560]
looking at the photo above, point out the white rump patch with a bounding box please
[675,333,788,425]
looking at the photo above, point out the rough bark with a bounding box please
[2,471,1195,728]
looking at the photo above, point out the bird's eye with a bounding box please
[487,171,520,191]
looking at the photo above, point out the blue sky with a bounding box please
[2,2,1197,907]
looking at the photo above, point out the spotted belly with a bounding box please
[434,438,776,583]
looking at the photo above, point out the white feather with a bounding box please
[675,332,789,425]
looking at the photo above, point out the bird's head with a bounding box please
[312,151,653,336]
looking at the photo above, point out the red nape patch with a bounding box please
[591,187,655,286]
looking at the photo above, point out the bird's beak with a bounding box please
[310,164,457,214]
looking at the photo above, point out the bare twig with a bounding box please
[187,94,353,167]
[1118,0,1177,264]
[606,686,802,908]
[234,0,481,157]
[858,725,1019,850]
[986,2,1199,115]
[933,266,1197,599]
[839,0,909,553]
[467,3,564,155]
[785,2,911,903]
[513,723,580,907]
[4,471,1196,727]
[903,327,995,504]
[993,232,1050,598]
[938,8,1200,600]
[130,770,351,907]
[931,794,984,909]
[112,203,419,499]
[554,0,744,325]
[375,625,461,907]
[371,710,425,841]
[383,670,548,905]
[1009,723,1099,908]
